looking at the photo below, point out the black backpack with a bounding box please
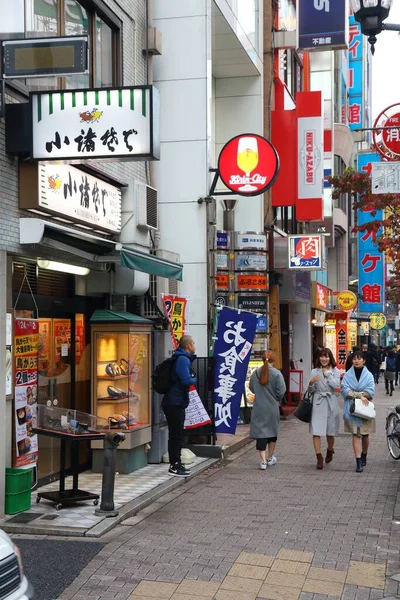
[152,356,177,394]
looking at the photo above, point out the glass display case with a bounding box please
[91,320,152,442]
[36,404,109,435]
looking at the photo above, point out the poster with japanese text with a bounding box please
[14,318,39,468]
[348,13,364,130]
[213,307,258,434]
[184,386,212,429]
[357,153,384,313]
[335,314,348,372]
[162,295,188,349]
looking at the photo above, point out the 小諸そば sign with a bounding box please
[30,85,159,161]
[218,134,279,196]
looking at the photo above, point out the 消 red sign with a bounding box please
[382,112,400,156]
[372,103,400,161]
[218,134,279,197]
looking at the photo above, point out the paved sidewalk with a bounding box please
[58,385,400,600]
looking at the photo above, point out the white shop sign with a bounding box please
[31,86,159,161]
[235,253,267,271]
[39,164,122,233]
[235,232,267,250]
[371,162,400,195]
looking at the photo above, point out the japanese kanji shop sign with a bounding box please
[29,85,159,161]
[335,313,348,371]
[369,313,386,330]
[336,290,357,311]
[236,274,268,292]
[14,318,39,468]
[288,235,323,270]
[297,0,349,52]
[234,232,267,250]
[348,12,364,131]
[372,161,400,194]
[372,104,400,162]
[162,295,188,349]
[357,153,384,313]
[20,162,121,234]
[218,134,279,197]
[213,307,257,434]
[311,281,330,311]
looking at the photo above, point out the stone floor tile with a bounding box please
[227,564,269,580]
[264,571,306,589]
[271,559,310,575]
[257,582,301,600]
[219,575,263,595]
[236,552,275,568]
[214,590,257,600]
[277,550,314,564]
[346,561,386,590]
[307,567,347,583]
[302,578,344,597]
[174,579,220,597]
[129,581,178,598]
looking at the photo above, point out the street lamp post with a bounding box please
[349,0,400,54]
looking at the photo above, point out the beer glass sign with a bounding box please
[218,133,279,197]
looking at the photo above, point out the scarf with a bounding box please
[341,366,375,427]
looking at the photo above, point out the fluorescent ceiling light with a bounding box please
[38,259,90,276]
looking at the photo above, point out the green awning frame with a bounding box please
[90,310,153,324]
[120,248,183,281]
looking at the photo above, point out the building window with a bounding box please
[0,0,121,90]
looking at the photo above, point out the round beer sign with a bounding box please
[218,134,280,197]
[369,313,386,330]
[337,290,357,311]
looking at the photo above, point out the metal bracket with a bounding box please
[208,168,236,196]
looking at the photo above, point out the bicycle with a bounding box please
[386,405,400,459]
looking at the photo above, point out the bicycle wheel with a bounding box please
[387,413,400,459]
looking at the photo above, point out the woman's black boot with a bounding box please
[361,452,367,466]
[356,458,363,473]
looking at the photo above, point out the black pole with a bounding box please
[95,432,125,517]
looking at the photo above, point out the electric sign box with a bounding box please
[2,36,88,79]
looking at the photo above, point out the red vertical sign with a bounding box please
[335,313,348,372]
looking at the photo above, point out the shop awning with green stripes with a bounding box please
[120,247,183,281]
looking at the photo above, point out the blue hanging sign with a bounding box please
[213,307,257,434]
[297,0,349,52]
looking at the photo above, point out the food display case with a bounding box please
[90,311,153,460]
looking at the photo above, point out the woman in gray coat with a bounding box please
[307,348,340,470]
[249,351,286,470]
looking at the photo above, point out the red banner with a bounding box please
[14,319,39,468]
[162,295,188,349]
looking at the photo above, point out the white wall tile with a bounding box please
[158,202,207,263]
[153,0,207,20]
[155,79,208,142]
[153,16,208,82]
[215,95,262,143]
[215,76,261,98]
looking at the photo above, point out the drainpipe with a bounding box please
[222,199,237,231]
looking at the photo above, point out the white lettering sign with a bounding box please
[314,0,330,11]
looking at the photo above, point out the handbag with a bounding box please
[294,389,314,423]
[350,397,376,420]
[385,371,395,381]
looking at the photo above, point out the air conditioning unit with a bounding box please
[136,183,158,231]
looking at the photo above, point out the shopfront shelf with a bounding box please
[97,397,128,404]
[97,375,128,380]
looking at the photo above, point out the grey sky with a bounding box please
[372,2,400,117]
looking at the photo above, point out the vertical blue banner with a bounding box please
[213,307,257,434]
[357,153,384,314]
[348,13,364,130]
[297,0,348,51]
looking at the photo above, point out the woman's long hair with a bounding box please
[259,350,276,386]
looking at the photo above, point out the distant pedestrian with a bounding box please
[385,349,396,396]
[307,348,340,470]
[341,350,375,473]
[345,346,360,371]
[362,343,380,384]
[395,348,400,386]
[249,351,286,470]
[161,335,197,477]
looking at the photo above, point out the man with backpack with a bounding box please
[161,335,197,477]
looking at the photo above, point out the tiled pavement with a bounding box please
[58,385,400,599]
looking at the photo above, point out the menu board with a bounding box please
[14,318,39,468]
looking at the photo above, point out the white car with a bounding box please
[0,530,34,599]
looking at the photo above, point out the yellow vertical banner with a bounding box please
[268,285,282,369]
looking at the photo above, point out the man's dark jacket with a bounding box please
[161,347,197,409]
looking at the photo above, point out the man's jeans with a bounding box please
[163,405,185,465]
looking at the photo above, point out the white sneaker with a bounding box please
[259,462,267,470]
[267,456,277,466]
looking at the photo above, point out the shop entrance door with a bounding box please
[37,316,74,483]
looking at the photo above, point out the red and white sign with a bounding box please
[372,103,400,161]
[218,134,279,197]
[297,92,324,221]
[184,386,212,429]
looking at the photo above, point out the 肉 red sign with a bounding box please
[218,134,280,197]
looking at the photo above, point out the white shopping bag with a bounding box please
[184,386,212,429]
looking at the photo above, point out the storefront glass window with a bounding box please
[64,0,90,89]
[0,0,25,39]
[24,0,60,90]
[95,16,113,88]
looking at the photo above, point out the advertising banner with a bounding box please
[357,153,384,313]
[162,295,188,349]
[6,313,12,396]
[335,313,348,371]
[297,0,348,52]
[184,386,212,429]
[14,318,39,468]
[213,307,257,434]
[288,235,323,270]
[348,13,364,130]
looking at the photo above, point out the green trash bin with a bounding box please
[5,468,32,515]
